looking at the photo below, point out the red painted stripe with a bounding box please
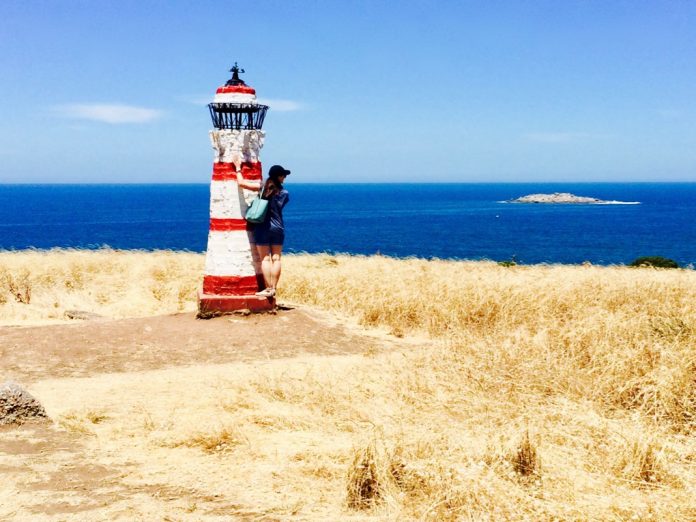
[241,162,262,179]
[212,162,235,180]
[216,85,256,95]
[212,162,262,181]
[203,275,259,296]
[209,218,249,231]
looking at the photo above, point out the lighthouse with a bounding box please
[198,64,274,314]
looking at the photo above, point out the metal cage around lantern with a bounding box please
[208,103,269,130]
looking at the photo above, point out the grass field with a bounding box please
[2,249,696,520]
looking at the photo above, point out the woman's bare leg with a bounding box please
[256,244,272,289]
[270,245,283,289]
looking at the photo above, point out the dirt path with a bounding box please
[1,308,419,521]
[0,307,396,384]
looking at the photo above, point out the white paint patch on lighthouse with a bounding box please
[210,181,246,219]
[213,92,257,104]
[204,231,257,276]
[210,130,266,164]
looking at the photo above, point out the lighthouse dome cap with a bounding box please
[269,165,291,178]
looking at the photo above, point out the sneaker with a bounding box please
[255,288,276,298]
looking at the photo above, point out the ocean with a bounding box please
[1,183,695,266]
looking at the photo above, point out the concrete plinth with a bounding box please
[197,290,275,315]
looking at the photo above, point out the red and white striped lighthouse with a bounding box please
[198,64,274,314]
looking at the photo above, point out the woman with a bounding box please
[237,164,290,297]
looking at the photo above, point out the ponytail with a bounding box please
[262,176,283,199]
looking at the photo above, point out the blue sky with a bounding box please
[1,0,696,183]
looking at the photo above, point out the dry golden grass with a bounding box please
[2,249,696,520]
[167,426,246,454]
[0,249,202,324]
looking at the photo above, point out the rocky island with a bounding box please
[507,192,639,204]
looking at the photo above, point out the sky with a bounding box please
[1,0,696,183]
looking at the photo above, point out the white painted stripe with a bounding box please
[213,93,257,104]
[204,231,257,277]
[209,129,265,163]
[210,180,246,219]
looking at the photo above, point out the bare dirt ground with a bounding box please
[0,307,393,383]
[0,307,419,521]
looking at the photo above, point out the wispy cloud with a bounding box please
[522,132,606,144]
[257,98,303,112]
[188,96,214,106]
[187,96,303,112]
[53,103,163,124]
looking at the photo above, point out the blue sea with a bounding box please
[1,183,695,266]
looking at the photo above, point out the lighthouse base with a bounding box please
[197,290,276,316]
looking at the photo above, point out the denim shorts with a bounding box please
[253,225,285,246]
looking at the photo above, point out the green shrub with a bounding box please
[629,256,679,269]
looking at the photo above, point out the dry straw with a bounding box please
[2,249,696,519]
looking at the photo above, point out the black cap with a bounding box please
[269,165,291,178]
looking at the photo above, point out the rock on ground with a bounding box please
[0,381,49,425]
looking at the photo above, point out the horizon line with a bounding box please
[2,180,696,186]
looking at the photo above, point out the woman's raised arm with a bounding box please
[236,170,262,191]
